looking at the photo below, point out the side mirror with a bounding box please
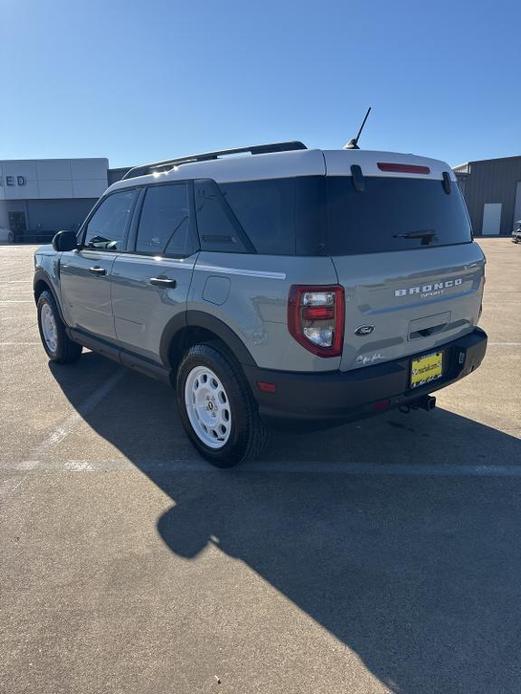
[52,230,78,252]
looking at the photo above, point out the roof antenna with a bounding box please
[344,107,372,150]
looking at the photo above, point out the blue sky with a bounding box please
[1,0,520,168]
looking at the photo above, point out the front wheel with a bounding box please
[37,290,82,363]
[176,343,269,467]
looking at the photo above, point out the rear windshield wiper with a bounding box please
[394,230,437,246]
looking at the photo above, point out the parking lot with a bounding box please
[1,238,520,694]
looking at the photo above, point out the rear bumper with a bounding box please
[244,328,487,425]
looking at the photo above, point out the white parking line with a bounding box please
[0,478,24,497]
[0,369,127,498]
[30,368,126,459]
[2,458,521,478]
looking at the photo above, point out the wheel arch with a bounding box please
[33,271,66,324]
[161,311,257,373]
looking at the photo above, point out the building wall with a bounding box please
[0,158,108,201]
[455,157,521,234]
[108,167,132,185]
[26,199,97,232]
[0,158,108,241]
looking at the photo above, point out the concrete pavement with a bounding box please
[1,238,520,693]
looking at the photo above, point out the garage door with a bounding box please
[482,203,502,235]
[514,182,521,227]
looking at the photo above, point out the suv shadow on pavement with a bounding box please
[50,352,521,694]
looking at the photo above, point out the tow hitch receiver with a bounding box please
[399,395,437,414]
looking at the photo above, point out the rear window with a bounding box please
[204,175,471,256]
[326,176,472,255]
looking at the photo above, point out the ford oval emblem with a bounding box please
[355,325,375,336]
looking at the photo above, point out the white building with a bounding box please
[0,158,109,242]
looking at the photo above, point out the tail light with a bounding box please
[288,285,345,357]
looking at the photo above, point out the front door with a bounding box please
[60,188,139,340]
[8,211,27,241]
[111,182,197,362]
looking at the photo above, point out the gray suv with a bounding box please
[34,141,487,467]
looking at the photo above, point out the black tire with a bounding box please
[37,290,83,364]
[176,343,269,467]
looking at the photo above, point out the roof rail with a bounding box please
[121,141,307,180]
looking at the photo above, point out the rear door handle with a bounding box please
[150,276,176,287]
[89,266,107,275]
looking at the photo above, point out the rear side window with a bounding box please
[194,179,250,253]
[326,176,472,255]
[219,177,327,255]
[136,183,193,257]
[220,179,296,255]
[84,189,138,251]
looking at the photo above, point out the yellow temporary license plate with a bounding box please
[410,351,443,389]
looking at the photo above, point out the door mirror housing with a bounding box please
[52,230,78,252]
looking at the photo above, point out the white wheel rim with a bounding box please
[41,303,58,353]
[184,366,232,449]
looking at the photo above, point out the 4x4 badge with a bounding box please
[355,325,375,336]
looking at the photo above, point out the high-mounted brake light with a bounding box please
[288,285,345,357]
[377,162,430,174]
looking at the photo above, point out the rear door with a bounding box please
[111,181,197,363]
[322,156,485,372]
[60,188,139,339]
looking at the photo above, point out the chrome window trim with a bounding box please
[195,263,286,280]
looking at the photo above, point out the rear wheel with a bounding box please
[176,343,269,467]
[37,290,82,363]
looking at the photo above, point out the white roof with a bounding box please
[108,148,454,194]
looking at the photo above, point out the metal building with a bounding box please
[454,155,521,236]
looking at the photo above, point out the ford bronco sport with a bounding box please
[34,141,487,467]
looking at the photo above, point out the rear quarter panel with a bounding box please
[189,252,341,372]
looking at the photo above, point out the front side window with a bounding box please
[83,189,138,251]
[136,183,193,256]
